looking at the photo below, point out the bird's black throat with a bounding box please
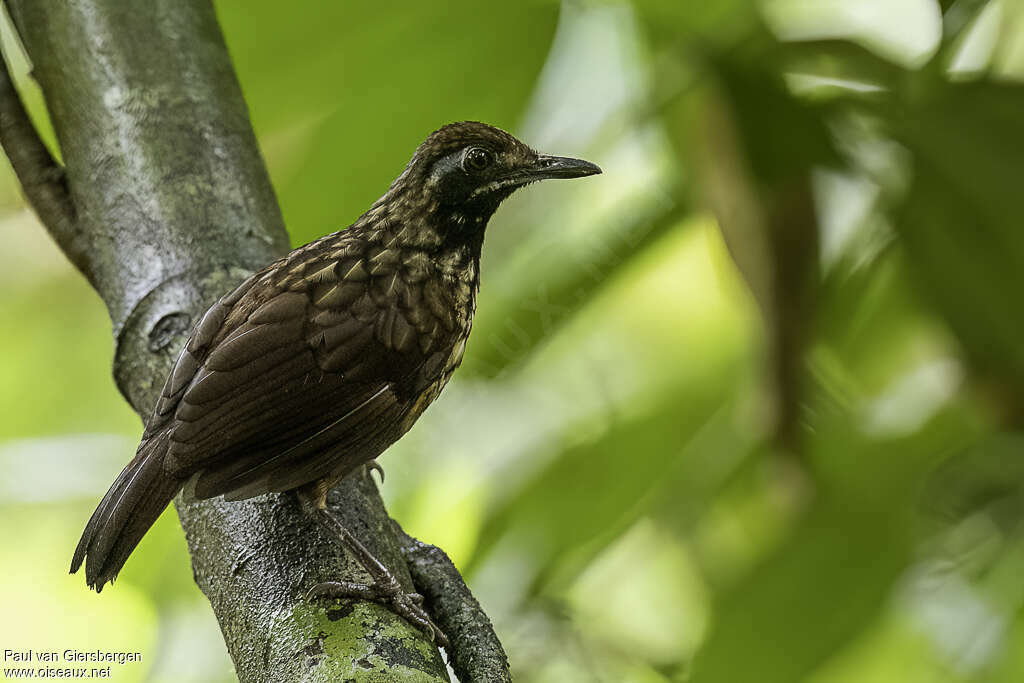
[433,198,504,256]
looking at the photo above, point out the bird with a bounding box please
[70,121,601,644]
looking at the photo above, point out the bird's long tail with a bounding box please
[71,433,182,591]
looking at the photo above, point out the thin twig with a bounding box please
[394,520,512,683]
[0,38,87,280]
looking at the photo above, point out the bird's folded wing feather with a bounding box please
[141,243,456,500]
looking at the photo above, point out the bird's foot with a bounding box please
[299,494,445,645]
[308,579,448,648]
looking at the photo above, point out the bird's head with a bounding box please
[385,121,601,246]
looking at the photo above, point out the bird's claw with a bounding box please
[309,580,448,648]
[391,591,448,648]
[366,460,385,484]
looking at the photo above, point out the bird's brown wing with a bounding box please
[146,244,458,501]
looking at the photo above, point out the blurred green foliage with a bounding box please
[3,0,1024,681]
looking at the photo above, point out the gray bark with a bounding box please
[0,1,509,680]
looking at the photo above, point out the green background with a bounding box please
[3,0,1024,681]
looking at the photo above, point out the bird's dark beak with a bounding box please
[524,154,602,181]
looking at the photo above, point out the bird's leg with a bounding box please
[297,489,447,647]
[308,508,448,647]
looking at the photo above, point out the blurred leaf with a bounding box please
[466,371,738,591]
[692,497,911,683]
[690,409,966,683]
[920,433,1024,533]
[816,248,964,402]
[464,220,754,589]
[463,203,686,377]
[806,610,957,683]
[706,57,839,182]
[216,0,560,244]
[629,0,761,48]
[650,406,758,527]
[780,39,912,91]
[886,79,1024,413]
[763,0,943,69]
[939,0,992,36]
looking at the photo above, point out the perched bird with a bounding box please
[71,121,600,643]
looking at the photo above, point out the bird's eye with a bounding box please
[464,147,493,172]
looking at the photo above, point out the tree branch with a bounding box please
[395,522,512,683]
[0,0,506,679]
[0,41,84,280]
